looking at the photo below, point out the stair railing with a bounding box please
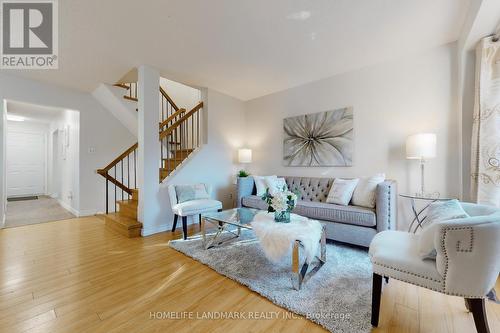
[97,143,138,214]
[98,85,203,213]
[159,101,203,181]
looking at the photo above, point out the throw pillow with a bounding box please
[265,177,288,196]
[253,175,277,196]
[351,173,386,208]
[418,199,469,259]
[326,178,359,206]
[175,184,210,203]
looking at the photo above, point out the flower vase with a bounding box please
[274,210,291,223]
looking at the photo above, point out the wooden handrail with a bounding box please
[97,171,133,195]
[160,87,179,111]
[158,108,185,130]
[99,142,138,172]
[159,102,203,140]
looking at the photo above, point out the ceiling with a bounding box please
[6,0,471,101]
[6,100,67,124]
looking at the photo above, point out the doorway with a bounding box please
[3,100,80,228]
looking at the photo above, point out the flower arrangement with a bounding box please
[261,186,298,223]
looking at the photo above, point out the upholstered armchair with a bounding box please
[168,183,222,240]
[369,202,500,333]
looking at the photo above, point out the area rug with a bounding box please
[169,230,373,332]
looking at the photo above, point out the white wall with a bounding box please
[0,73,136,220]
[244,43,460,230]
[47,110,80,214]
[142,88,246,236]
[160,78,201,111]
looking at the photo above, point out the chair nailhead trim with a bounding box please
[372,261,441,282]
[372,268,483,298]
[440,226,477,296]
[455,227,474,252]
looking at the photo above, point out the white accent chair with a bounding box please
[369,202,500,333]
[168,184,222,240]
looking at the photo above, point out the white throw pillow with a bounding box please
[351,173,385,208]
[326,178,359,206]
[265,177,288,196]
[418,199,469,260]
[253,175,277,196]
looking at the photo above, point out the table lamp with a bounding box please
[237,148,252,177]
[406,133,436,197]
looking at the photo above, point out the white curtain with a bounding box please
[471,36,500,207]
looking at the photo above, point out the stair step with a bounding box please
[174,150,193,158]
[104,213,142,238]
[116,199,138,219]
[113,83,130,90]
[162,158,183,169]
[123,95,138,102]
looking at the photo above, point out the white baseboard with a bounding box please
[141,216,198,237]
[57,199,79,216]
[78,209,98,217]
[141,223,170,237]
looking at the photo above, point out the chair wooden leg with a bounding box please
[171,214,178,232]
[371,273,383,327]
[466,298,490,333]
[182,216,188,240]
[199,214,202,227]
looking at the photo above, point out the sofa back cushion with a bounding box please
[283,176,333,203]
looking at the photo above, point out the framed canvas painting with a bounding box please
[283,107,353,166]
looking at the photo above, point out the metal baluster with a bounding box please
[121,160,124,201]
[127,155,130,199]
[106,177,109,214]
[114,166,117,212]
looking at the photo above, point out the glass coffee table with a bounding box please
[201,207,326,290]
[201,207,259,249]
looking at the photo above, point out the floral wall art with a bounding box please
[283,107,354,167]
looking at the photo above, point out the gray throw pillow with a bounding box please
[175,184,209,203]
[418,199,469,260]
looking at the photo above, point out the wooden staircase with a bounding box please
[97,82,203,237]
[103,189,142,237]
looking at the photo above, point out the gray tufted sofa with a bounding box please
[236,176,397,247]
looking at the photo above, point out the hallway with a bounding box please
[5,196,75,228]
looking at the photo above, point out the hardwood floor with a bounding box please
[0,216,498,333]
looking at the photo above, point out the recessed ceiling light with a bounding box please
[287,11,311,21]
[7,115,25,122]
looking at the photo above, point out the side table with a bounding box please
[399,194,454,233]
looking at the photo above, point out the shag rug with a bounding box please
[169,229,373,333]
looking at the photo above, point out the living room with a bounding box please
[0,1,499,332]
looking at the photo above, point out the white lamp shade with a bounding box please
[238,148,252,163]
[406,133,436,159]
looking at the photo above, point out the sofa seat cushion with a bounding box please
[294,201,376,227]
[172,199,222,216]
[369,231,444,292]
[241,195,268,211]
[242,195,376,227]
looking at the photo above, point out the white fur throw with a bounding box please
[251,212,323,264]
